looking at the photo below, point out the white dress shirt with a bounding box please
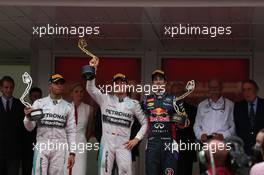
[1,96,13,110]
[193,96,235,140]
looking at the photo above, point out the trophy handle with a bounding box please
[78,38,98,60]
[173,80,195,118]
[175,80,195,101]
[20,72,32,108]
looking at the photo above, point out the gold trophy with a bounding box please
[20,72,44,121]
[172,80,195,127]
[78,38,99,80]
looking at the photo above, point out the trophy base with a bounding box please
[30,109,44,121]
[171,115,187,125]
[81,65,95,80]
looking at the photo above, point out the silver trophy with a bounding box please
[20,72,44,121]
[172,80,195,127]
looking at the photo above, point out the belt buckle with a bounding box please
[106,131,119,136]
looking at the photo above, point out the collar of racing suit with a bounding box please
[113,95,128,102]
[154,91,168,100]
[48,95,63,105]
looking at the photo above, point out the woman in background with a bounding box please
[67,83,93,175]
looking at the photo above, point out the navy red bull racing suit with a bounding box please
[143,93,185,175]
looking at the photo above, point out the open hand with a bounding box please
[67,154,75,169]
[124,138,140,150]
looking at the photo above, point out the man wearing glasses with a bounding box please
[193,79,235,143]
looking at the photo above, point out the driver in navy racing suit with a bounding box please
[143,69,188,175]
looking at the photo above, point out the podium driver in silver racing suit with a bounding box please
[24,74,76,175]
[86,58,148,175]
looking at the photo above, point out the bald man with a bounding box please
[194,79,235,143]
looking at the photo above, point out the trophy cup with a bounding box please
[171,80,195,127]
[20,72,44,121]
[78,38,99,80]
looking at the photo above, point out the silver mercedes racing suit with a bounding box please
[23,95,76,175]
[86,79,148,175]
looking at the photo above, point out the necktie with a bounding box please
[6,99,10,112]
[74,105,78,125]
[249,103,255,127]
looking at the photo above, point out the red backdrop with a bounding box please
[55,57,249,104]
[55,57,141,104]
[162,58,249,81]
[162,58,250,103]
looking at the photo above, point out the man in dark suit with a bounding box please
[0,76,25,175]
[171,82,197,175]
[234,79,264,155]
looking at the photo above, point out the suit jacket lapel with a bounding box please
[246,101,249,114]
[243,100,249,121]
[0,97,5,112]
[256,97,262,119]
[11,98,15,111]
